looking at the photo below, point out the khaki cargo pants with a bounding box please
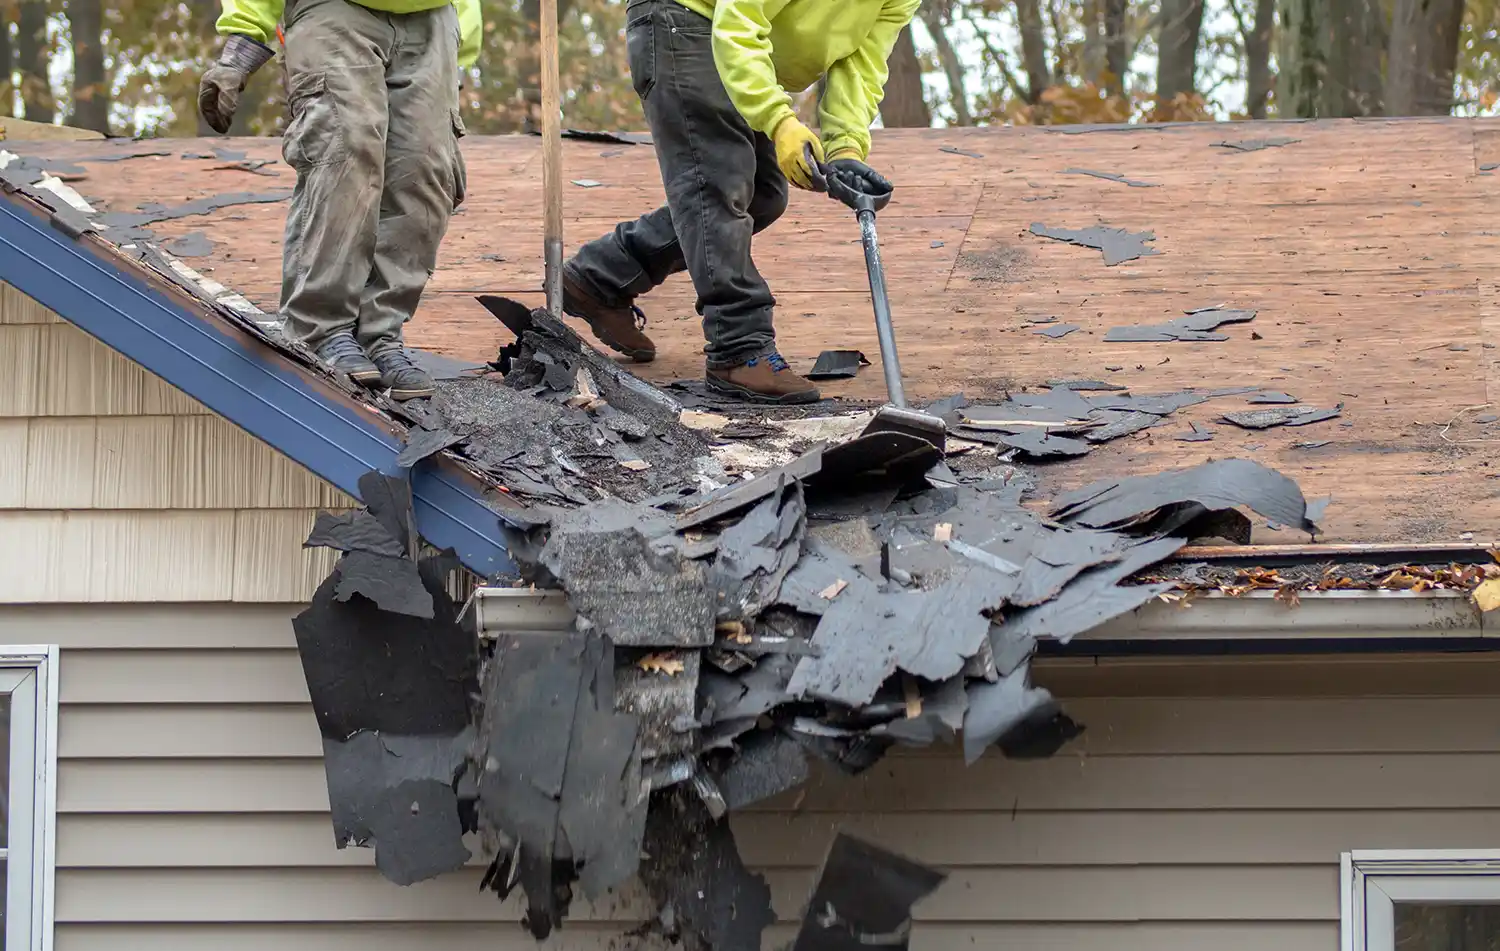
[279,0,468,355]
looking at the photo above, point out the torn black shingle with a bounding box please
[639,785,775,951]
[292,553,479,887]
[1051,458,1317,534]
[807,350,871,380]
[792,833,947,951]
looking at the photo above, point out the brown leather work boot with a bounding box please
[561,273,657,363]
[706,353,821,405]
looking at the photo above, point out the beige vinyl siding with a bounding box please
[0,284,352,602]
[7,602,1499,951]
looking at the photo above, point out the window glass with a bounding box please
[1395,904,1500,951]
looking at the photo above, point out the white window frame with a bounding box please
[1341,850,1500,951]
[0,646,59,951]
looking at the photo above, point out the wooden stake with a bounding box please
[539,0,563,317]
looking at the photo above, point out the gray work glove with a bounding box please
[198,34,275,135]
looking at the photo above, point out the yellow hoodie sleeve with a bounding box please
[818,0,921,161]
[711,0,798,139]
[456,0,482,67]
[216,0,284,45]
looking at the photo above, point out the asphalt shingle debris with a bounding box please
[279,299,1328,950]
[1028,222,1160,265]
[1105,306,1257,343]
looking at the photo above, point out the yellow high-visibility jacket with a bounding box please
[218,0,483,68]
[676,0,920,161]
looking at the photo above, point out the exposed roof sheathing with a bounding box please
[12,116,1500,544]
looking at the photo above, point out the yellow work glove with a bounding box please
[773,116,824,190]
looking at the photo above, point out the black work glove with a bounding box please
[199,34,275,135]
[826,156,892,198]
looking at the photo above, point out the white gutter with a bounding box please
[466,586,1489,645]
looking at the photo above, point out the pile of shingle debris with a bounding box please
[290,303,1324,950]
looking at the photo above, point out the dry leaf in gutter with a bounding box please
[637,652,686,676]
[1473,577,1500,613]
[819,578,848,600]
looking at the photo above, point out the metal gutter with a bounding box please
[465,586,1494,654]
[1171,541,1497,567]
[0,188,516,579]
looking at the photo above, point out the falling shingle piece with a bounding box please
[304,510,406,557]
[333,550,436,618]
[792,833,948,951]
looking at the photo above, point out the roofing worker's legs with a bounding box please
[564,0,784,369]
[351,3,463,399]
[279,0,391,362]
[355,4,464,359]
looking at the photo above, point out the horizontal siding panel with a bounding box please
[232,510,341,602]
[54,698,1500,758]
[60,650,306,704]
[0,513,342,603]
[55,753,1500,814]
[1034,652,1500,698]
[0,323,206,417]
[53,865,1337,923]
[55,809,1500,870]
[60,705,321,758]
[53,922,1338,951]
[0,603,298,649]
[49,918,1338,948]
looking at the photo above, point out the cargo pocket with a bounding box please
[282,71,345,170]
[450,108,468,209]
[626,12,656,101]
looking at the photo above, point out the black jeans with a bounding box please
[563,0,789,368]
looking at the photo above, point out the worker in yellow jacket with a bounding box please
[562,0,919,404]
[198,0,482,400]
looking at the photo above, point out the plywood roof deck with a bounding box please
[21,116,1500,544]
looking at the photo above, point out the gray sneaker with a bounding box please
[316,331,381,385]
[372,349,436,401]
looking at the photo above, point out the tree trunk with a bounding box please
[0,7,14,118]
[1318,0,1383,116]
[878,25,930,127]
[1155,0,1204,100]
[1080,0,1106,86]
[1015,0,1050,102]
[16,0,51,123]
[919,5,972,125]
[1244,0,1275,117]
[1277,0,1322,117]
[1385,0,1464,115]
[1103,0,1128,97]
[66,0,109,133]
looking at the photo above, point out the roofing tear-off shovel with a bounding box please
[809,146,947,451]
